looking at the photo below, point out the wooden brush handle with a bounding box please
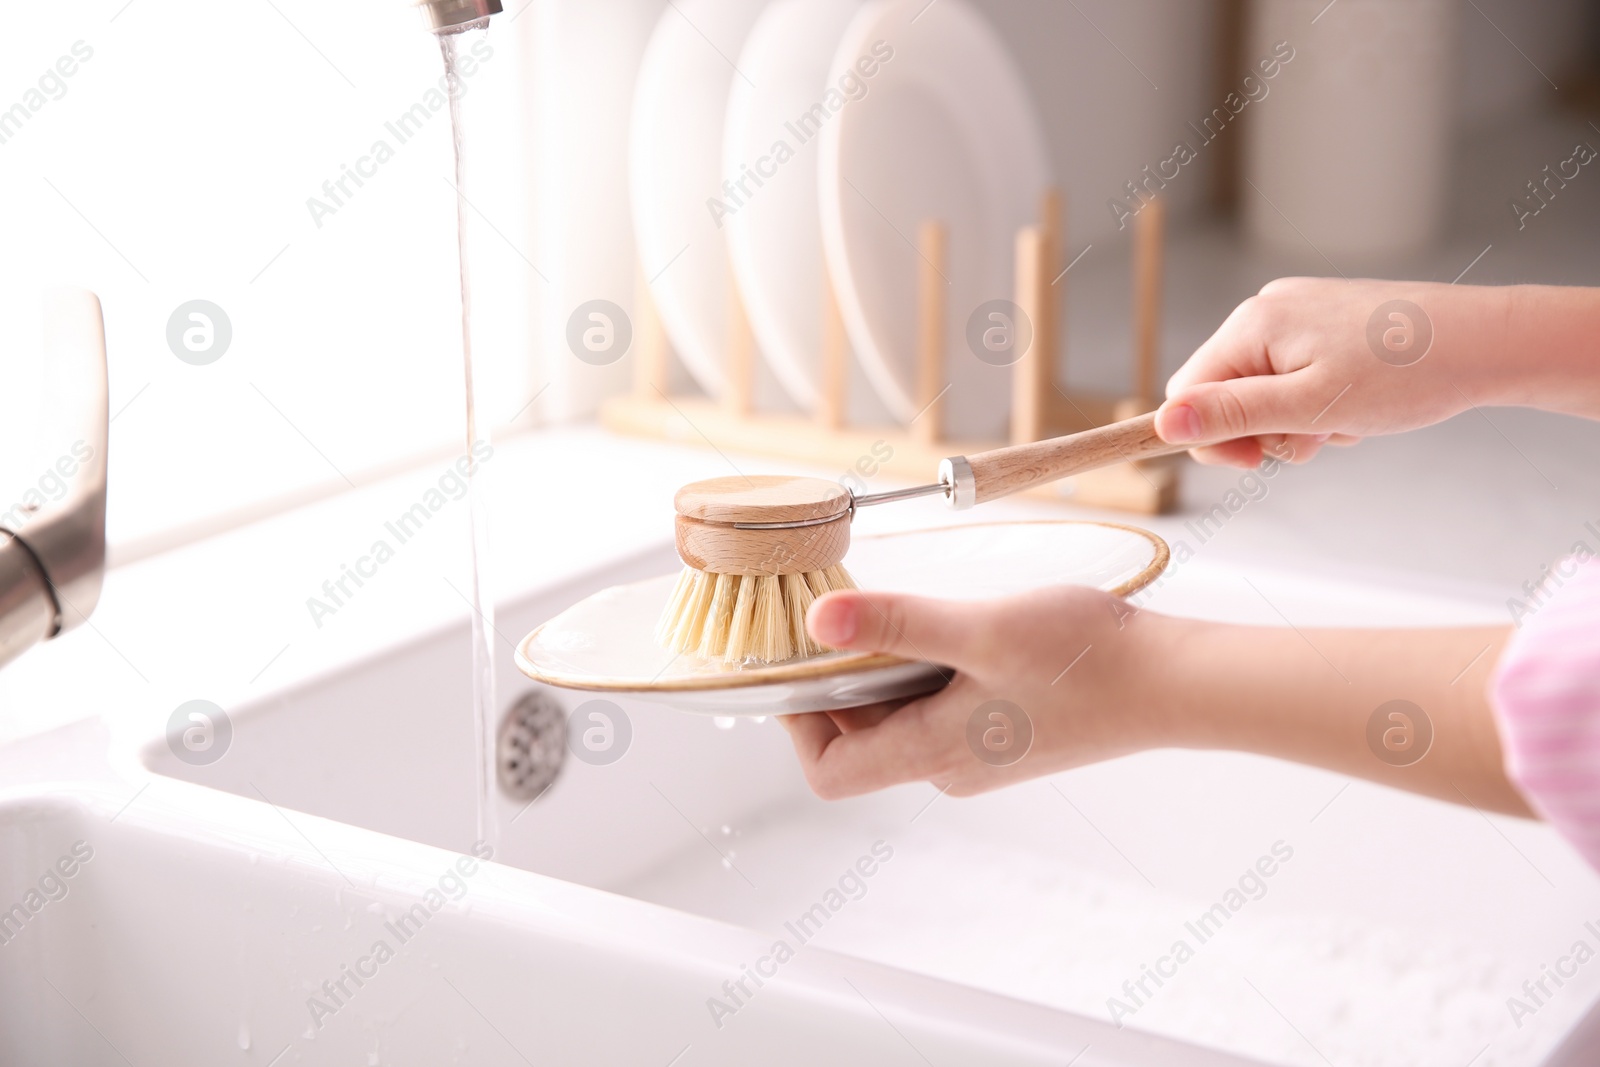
[958,412,1184,505]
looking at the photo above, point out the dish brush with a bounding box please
[655,411,1186,664]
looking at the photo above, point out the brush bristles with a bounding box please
[655,565,858,664]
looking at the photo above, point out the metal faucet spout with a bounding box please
[0,289,108,672]
[415,0,501,34]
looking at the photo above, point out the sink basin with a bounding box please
[0,781,1243,1066]
[5,537,1597,1065]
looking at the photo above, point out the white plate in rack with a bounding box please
[629,0,789,408]
[723,0,890,423]
[516,521,1168,715]
[818,0,1051,439]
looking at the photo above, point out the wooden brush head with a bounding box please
[673,475,851,576]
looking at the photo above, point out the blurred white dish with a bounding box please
[629,0,785,405]
[723,0,889,423]
[818,0,1050,438]
[516,521,1168,715]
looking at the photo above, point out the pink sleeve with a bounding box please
[1492,558,1600,869]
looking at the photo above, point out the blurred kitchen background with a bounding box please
[9,5,1600,1063]
[3,0,1600,639]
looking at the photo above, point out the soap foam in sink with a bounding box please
[626,809,1584,1067]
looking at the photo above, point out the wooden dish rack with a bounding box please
[601,189,1179,514]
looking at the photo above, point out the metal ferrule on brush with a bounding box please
[729,476,958,531]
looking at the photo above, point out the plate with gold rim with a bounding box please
[515,520,1168,715]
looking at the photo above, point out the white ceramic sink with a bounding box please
[3,784,1219,1065]
[4,537,1599,1065]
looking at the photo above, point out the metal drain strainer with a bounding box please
[496,690,567,802]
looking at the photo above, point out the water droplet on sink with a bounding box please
[712,716,736,730]
[720,825,731,835]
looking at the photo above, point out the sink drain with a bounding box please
[496,690,567,802]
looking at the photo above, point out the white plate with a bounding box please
[629,0,787,407]
[818,0,1050,438]
[516,521,1168,715]
[723,0,890,423]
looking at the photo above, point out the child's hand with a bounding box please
[1154,278,1509,468]
[783,584,1530,816]
[778,586,1174,798]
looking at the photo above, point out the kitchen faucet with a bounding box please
[415,0,502,33]
[3,0,498,671]
[0,289,108,672]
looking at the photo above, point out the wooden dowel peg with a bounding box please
[1131,196,1165,411]
[1011,226,1049,445]
[1040,188,1063,275]
[818,268,848,430]
[633,262,671,400]
[1040,187,1064,394]
[912,220,947,446]
[724,271,756,418]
